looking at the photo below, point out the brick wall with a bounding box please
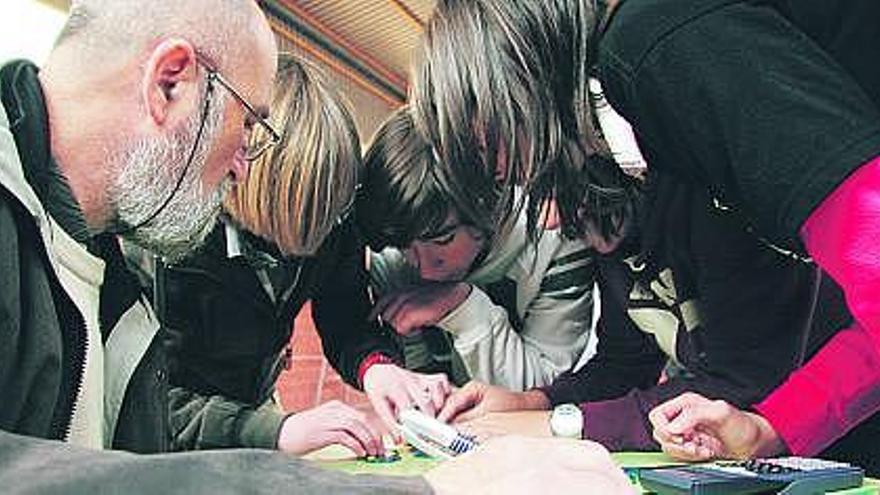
[276,302,372,412]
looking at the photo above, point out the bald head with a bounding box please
[37,0,277,253]
[54,0,274,73]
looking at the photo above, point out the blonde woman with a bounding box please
[157,54,450,457]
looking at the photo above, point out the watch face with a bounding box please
[550,403,583,438]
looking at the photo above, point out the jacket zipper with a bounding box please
[41,243,88,441]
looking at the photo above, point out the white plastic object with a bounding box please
[549,403,583,438]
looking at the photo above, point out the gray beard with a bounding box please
[110,93,230,262]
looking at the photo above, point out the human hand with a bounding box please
[276,400,384,457]
[437,381,550,423]
[363,364,451,432]
[424,435,635,495]
[648,392,785,461]
[369,283,471,335]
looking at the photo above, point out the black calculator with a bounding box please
[639,457,864,495]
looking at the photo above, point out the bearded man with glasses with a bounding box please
[0,0,273,470]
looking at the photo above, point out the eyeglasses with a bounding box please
[197,55,281,162]
[114,55,281,234]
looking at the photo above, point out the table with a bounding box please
[309,411,879,494]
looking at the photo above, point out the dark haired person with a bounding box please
[360,108,596,392]
[410,0,880,473]
[421,75,852,457]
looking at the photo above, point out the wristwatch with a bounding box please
[549,403,583,438]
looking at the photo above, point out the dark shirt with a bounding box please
[599,0,880,249]
[541,181,850,450]
[160,218,402,405]
[563,0,880,471]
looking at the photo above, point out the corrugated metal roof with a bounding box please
[38,0,429,135]
[263,0,436,136]
[293,0,431,79]
[269,0,433,102]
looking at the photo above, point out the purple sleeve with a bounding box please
[580,393,657,451]
[579,380,694,451]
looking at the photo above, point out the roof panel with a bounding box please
[292,0,431,82]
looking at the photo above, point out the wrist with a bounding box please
[746,411,786,458]
[277,413,302,453]
[358,352,395,387]
[521,389,552,410]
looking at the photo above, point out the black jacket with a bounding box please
[0,60,167,453]
[543,181,851,450]
[159,218,402,449]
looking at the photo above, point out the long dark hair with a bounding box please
[411,0,637,242]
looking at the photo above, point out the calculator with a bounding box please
[397,409,478,460]
[639,457,864,495]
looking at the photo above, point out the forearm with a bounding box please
[315,303,402,388]
[756,156,880,455]
[540,323,665,407]
[439,288,582,390]
[314,241,402,387]
[541,354,664,409]
[0,430,432,494]
[168,387,286,451]
[579,376,725,451]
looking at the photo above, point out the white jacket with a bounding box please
[369,208,596,390]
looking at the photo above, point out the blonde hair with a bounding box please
[224,53,361,256]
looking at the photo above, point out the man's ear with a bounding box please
[142,39,198,126]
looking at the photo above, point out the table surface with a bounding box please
[308,411,879,494]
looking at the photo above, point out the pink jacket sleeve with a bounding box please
[755,156,880,455]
